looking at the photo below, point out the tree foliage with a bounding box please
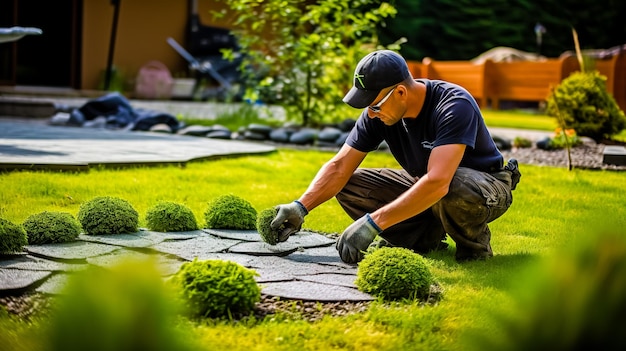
[379,0,626,60]
[213,0,400,126]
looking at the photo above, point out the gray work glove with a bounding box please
[336,213,383,264]
[270,201,308,242]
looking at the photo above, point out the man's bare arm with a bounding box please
[370,143,466,229]
[298,144,367,211]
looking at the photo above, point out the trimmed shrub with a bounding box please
[22,211,81,244]
[256,207,281,245]
[0,218,28,254]
[77,196,138,235]
[169,258,260,318]
[545,71,626,142]
[204,194,257,230]
[356,247,433,301]
[48,258,195,351]
[145,201,198,232]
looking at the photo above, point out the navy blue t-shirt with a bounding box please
[346,79,503,177]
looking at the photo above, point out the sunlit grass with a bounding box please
[481,109,557,131]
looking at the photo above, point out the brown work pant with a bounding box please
[335,167,514,261]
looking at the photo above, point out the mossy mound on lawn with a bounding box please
[77,196,139,235]
[0,218,28,254]
[22,211,81,244]
[204,194,257,230]
[356,247,433,301]
[168,258,260,318]
[145,201,198,232]
[256,207,282,245]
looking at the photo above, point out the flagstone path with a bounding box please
[0,228,373,302]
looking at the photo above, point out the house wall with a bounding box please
[81,0,231,91]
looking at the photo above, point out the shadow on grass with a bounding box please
[427,248,539,290]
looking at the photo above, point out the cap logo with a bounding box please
[354,73,365,89]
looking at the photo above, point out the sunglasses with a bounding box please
[368,86,396,112]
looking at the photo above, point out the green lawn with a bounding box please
[1,144,625,350]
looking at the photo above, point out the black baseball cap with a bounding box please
[342,50,411,109]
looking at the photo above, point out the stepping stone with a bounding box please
[203,228,262,242]
[78,230,202,248]
[35,272,70,295]
[284,245,355,269]
[603,145,626,166]
[78,232,158,248]
[184,252,259,267]
[246,255,355,276]
[204,229,335,249]
[150,230,203,241]
[252,268,295,283]
[261,280,373,301]
[25,241,120,262]
[87,249,185,276]
[0,255,88,272]
[149,235,241,261]
[296,273,358,288]
[287,231,336,248]
[227,241,300,256]
[0,269,51,291]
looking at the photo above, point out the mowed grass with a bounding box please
[1,144,626,350]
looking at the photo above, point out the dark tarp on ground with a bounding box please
[68,92,180,131]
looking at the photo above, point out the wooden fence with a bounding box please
[407,51,626,113]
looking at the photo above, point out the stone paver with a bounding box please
[0,229,372,301]
[0,119,276,171]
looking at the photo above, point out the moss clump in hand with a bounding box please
[22,211,81,244]
[256,207,283,245]
[0,218,28,254]
[145,201,198,232]
[204,194,257,230]
[355,247,434,301]
[78,196,139,235]
[169,258,260,318]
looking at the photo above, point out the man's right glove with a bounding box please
[270,200,308,242]
[336,213,382,264]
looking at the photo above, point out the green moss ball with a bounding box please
[204,194,257,230]
[22,211,81,244]
[145,201,198,232]
[169,258,260,318]
[77,196,139,235]
[256,207,282,245]
[355,247,434,301]
[0,218,28,254]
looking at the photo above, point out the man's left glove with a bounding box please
[336,214,382,264]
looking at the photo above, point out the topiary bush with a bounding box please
[22,211,81,244]
[145,201,198,232]
[0,218,28,254]
[356,247,433,301]
[256,207,281,245]
[77,196,139,235]
[168,258,260,318]
[204,194,257,230]
[545,71,626,142]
